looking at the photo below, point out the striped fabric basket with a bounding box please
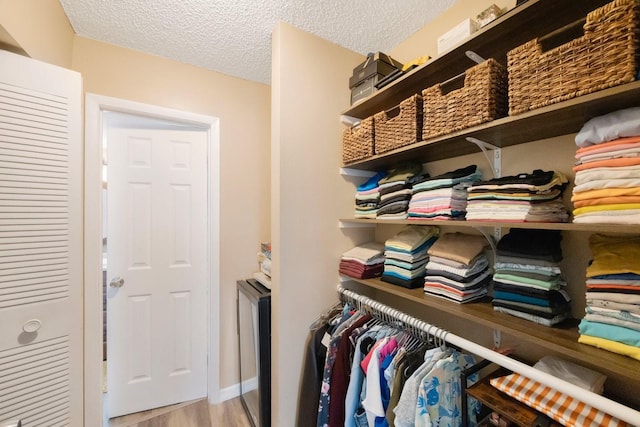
[490,373,630,427]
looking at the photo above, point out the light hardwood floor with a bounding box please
[102,361,253,426]
[106,397,253,427]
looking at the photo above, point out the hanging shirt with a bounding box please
[362,337,390,426]
[415,350,480,427]
[393,347,445,427]
[328,315,372,427]
[344,326,383,427]
[317,310,364,427]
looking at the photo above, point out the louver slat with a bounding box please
[0,52,80,426]
[0,337,70,425]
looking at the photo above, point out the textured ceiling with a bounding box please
[59,0,456,84]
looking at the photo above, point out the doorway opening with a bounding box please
[84,94,221,427]
[103,112,210,421]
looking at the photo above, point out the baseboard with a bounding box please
[217,377,258,403]
[218,383,240,402]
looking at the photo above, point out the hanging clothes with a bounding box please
[414,350,480,426]
[296,304,344,427]
[317,308,368,427]
[303,299,482,427]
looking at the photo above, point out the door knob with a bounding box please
[110,277,125,288]
[22,319,42,333]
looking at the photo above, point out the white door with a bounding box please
[106,127,208,417]
[0,51,83,425]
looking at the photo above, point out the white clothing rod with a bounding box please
[336,285,640,425]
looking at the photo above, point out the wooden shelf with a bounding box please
[343,81,640,169]
[343,0,611,120]
[338,0,640,396]
[345,277,640,380]
[340,218,640,234]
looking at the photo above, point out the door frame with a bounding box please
[83,94,221,427]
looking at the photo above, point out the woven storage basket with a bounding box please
[342,116,374,164]
[374,94,423,154]
[508,0,640,116]
[422,58,507,140]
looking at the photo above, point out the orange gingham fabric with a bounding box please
[489,373,630,427]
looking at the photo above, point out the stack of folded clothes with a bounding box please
[492,228,571,326]
[578,234,640,361]
[339,241,386,280]
[354,171,387,219]
[407,165,482,220]
[573,107,640,224]
[423,232,491,303]
[376,163,423,220]
[465,169,569,222]
[381,225,439,288]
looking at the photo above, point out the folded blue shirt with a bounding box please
[357,170,387,192]
[579,319,640,347]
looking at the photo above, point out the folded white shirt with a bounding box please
[533,355,606,395]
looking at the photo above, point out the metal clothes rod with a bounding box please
[336,285,640,425]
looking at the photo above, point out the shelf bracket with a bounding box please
[339,220,375,229]
[466,137,501,179]
[339,168,377,178]
[473,226,498,262]
[493,329,502,349]
[466,137,503,251]
[465,50,486,64]
[493,227,502,242]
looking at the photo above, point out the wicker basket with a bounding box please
[342,116,374,164]
[508,0,640,116]
[422,58,507,140]
[374,94,423,154]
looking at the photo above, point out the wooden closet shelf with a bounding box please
[337,0,640,407]
[343,0,612,120]
[342,81,640,170]
[340,218,640,234]
[345,277,640,380]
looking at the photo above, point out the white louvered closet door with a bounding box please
[0,51,83,426]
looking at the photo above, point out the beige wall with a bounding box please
[0,0,74,67]
[271,22,368,426]
[390,0,515,64]
[71,36,271,391]
[1,0,271,393]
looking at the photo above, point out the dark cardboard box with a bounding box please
[351,74,382,105]
[349,52,403,89]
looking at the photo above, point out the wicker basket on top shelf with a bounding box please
[342,116,374,164]
[422,58,508,140]
[508,0,640,116]
[374,94,423,154]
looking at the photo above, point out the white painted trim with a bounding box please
[218,377,258,402]
[219,383,241,402]
[83,94,221,426]
[207,109,222,405]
